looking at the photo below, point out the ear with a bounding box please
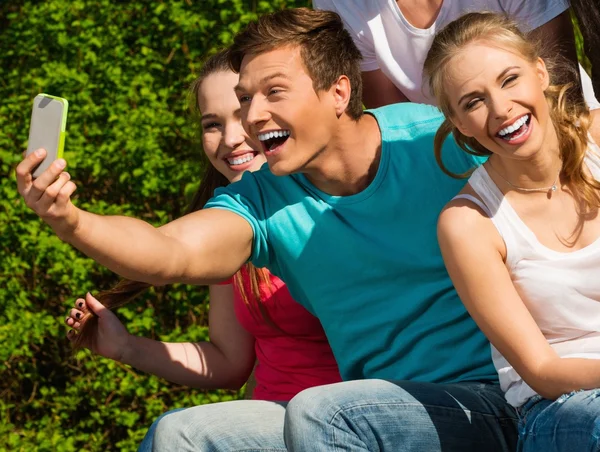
[331,75,351,118]
[535,57,550,91]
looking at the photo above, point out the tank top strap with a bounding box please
[466,165,505,212]
[586,137,600,180]
[465,165,533,270]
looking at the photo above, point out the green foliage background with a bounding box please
[0,1,591,451]
[0,1,309,451]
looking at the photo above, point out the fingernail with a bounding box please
[35,148,45,157]
[78,301,83,308]
[55,159,66,169]
[75,313,81,319]
[65,317,70,323]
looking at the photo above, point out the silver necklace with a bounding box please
[487,162,561,193]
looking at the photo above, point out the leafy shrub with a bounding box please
[0,1,308,451]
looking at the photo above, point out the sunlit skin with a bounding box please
[445,42,561,189]
[234,46,381,195]
[198,70,266,183]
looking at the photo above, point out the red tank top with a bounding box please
[230,268,341,401]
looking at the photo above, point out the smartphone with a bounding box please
[26,93,69,178]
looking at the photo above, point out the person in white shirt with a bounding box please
[425,11,600,451]
[313,0,600,110]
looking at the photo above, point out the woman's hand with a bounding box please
[66,293,130,362]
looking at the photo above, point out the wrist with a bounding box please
[116,332,134,364]
[53,207,82,242]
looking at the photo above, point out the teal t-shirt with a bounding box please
[205,102,497,383]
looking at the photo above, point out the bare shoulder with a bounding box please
[438,182,503,254]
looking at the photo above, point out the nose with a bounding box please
[244,96,270,131]
[490,91,513,119]
[224,120,246,149]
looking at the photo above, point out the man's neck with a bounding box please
[304,114,382,197]
[395,0,443,29]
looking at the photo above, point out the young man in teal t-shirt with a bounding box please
[16,8,517,452]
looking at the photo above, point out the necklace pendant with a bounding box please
[550,184,557,192]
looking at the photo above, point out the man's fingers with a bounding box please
[37,172,71,212]
[28,159,67,203]
[16,148,46,195]
[56,180,77,207]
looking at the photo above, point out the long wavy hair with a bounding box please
[423,12,600,214]
[73,49,277,351]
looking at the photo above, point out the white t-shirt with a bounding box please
[313,0,600,108]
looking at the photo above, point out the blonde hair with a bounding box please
[423,12,600,213]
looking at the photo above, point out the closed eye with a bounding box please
[465,98,482,111]
[501,74,518,88]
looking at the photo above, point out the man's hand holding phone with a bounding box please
[16,149,80,239]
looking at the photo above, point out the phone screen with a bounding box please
[26,94,68,178]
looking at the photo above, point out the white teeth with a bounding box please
[498,115,529,137]
[258,130,290,141]
[227,154,255,165]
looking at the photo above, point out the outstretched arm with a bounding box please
[439,199,600,400]
[17,150,253,285]
[67,287,256,389]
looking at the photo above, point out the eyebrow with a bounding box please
[200,113,217,122]
[234,71,291,93]
[457,65,521,106]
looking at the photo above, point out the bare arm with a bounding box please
[361,69,409,109]
[69,286,256,389]
[438,200,600,400]
[528,10,582,93]
[17,151,252,285]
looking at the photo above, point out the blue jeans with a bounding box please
[150,400,288,452]
[148,379,517,451]
[517,390,600,451]
[138,408,185,452]
[284,379,517,451]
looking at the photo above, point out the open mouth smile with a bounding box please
[225,151,259,168]
[257,129,290,154]
[496,114,531,143]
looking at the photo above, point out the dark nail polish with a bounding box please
[78,302,83,308]
[75,313,81,319]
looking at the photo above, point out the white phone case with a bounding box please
[26,93,68,178]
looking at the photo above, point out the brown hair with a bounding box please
[423,12,600,213]
[228,7,364,120]
[73,50,278,350]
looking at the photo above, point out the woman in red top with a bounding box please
[64,49,340,449]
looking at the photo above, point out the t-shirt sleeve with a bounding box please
[204,175,271,269]
[312,0,379,71]
[502,0,569,32]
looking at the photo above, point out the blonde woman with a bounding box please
[424,12,600,451]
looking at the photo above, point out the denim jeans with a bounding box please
[147,379,517,451]
[284,379,518,451]
[517,390,600,452]
[137,408,185,452]
[150,400,288,452]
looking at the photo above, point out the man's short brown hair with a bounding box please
[229,7,363,120]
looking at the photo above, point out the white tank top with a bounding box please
[454,143,600,407]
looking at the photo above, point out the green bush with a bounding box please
[0,1,588,450]
[0,1,308,451]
